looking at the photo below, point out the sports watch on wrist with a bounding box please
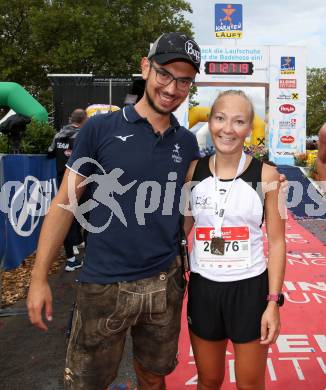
[267,293,284,307]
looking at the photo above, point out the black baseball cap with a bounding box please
[148,32,201,73]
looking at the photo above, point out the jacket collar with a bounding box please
[122,104,180,132]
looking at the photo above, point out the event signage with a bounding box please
[268,46,307,165]
[215,3,243,39]
[190,44,306,165]
[197,46,268,83]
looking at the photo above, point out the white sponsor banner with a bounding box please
[197,45,269,83]
[268,46,307,165]
[193,45,306,166]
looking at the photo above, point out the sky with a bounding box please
[184,0,326,115]
[186,0,326,68]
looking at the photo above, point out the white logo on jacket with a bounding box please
[172,143,182,163]
[115,135,134,142]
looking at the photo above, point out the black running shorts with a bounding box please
[187,270,268,343]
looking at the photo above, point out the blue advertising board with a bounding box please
[0,155,57,270]
[215,3,243,39]
[280,56,296,74]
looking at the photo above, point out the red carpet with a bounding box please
[167,213,326,389]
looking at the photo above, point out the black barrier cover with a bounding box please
[48,75,145,131]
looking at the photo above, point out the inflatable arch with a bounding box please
[251,114,265,146]
[86,104,120,117]
[0,82,48,122]
[189,106,210,129]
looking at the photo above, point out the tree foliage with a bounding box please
[20,119,56,154]
[0,119,55,154]
[307,68,326,135]
[0,0,193,109]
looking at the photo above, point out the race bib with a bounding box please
[195,226,251,269]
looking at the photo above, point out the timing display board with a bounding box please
[205,61,254,75]
[197,46,269,83]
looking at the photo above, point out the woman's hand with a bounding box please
[260,302,281,345]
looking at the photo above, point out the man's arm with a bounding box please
[183,160,198,237]
[27,168,85,330]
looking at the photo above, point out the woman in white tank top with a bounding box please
[184,90,286,390]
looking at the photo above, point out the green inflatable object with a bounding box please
[0,82,48,122]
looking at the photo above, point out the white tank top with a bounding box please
[190,155,266,282]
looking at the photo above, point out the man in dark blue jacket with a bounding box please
[28,33,201,390]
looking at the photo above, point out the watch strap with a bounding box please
[267,294,279,302]
[267,293,284,307]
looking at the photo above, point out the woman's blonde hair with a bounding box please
[209,90,255,124]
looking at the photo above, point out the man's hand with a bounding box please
[279,173,288,193]
[27,280,53,331]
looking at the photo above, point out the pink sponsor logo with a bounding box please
[279,104,295,114]
[279,79,297,89]
[280,135,295,144]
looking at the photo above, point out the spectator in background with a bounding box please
[306,137,318,150]
[317,123,326,193]
[48,108,88,271]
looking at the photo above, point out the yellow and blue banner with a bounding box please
[215,3,243,39]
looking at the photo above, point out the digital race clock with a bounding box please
[205,61,254,75]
